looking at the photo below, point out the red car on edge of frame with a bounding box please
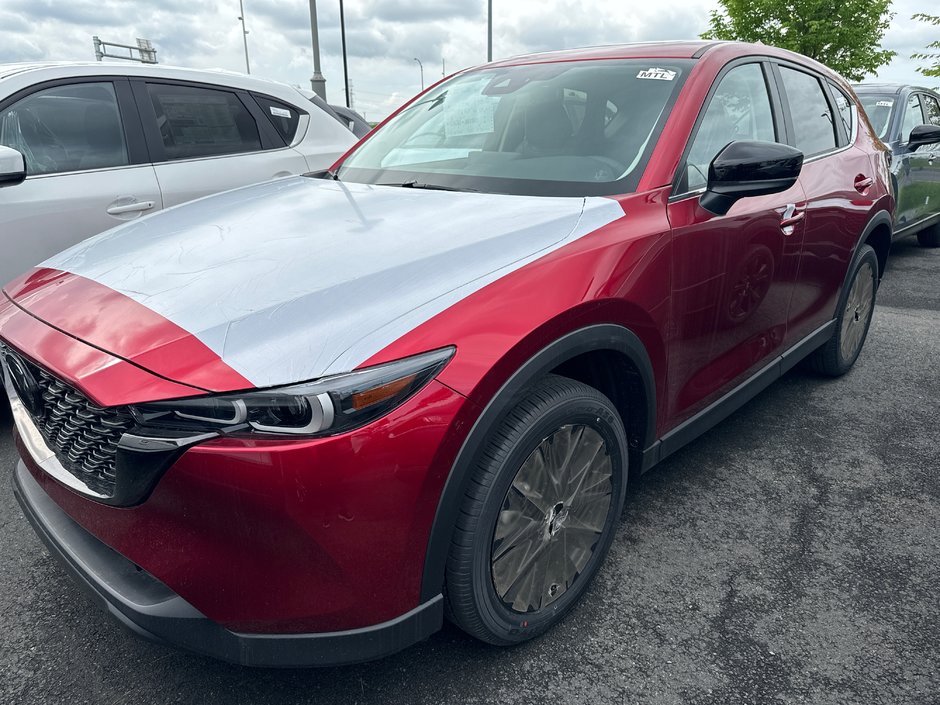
[0,41,892,666]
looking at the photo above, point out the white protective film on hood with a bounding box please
[45,177,625,387]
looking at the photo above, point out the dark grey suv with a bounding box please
[855,83,940,247]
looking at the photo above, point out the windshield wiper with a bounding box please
[379,180,477,192]
[305,168,340,181]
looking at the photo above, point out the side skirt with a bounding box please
[639,320,835,472]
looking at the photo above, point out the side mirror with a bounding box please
[908,124,940,148]
[700,140,803,216]
[0,145,26,188]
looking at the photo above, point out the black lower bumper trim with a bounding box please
[13,461,444,667]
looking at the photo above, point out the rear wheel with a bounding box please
[444,375,628,645]
[809,244,878,376]
[917,224,940,248]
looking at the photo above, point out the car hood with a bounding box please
[5,177,624,391]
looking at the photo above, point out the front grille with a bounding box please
[1,343,134,497]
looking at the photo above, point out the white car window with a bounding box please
[147,83,262,160]
[0,82,129,175]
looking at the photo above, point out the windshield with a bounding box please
[857,93,895,140]
[336,59,692,196]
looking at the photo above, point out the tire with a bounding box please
[809,244,879,377]
[917,224,940,248]
[444,374,628,645]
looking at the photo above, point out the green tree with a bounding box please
[701,0,896,81]
[912,13,940,78]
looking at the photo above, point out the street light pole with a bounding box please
[237,0,250,74]
[339,0,350,108]
[414,57,424,91]
[308,0,327,99]
[487,0,492,61]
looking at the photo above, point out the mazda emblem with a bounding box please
[3,352,44,417]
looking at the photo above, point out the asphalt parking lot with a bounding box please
[1,238,938,705]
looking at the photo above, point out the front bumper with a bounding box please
[13,460,444,667]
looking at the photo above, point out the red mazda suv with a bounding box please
[1,41,892,666]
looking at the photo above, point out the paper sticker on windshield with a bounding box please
[270,106,292,119]
[636,68,676,81]
[876,100,893,107]
[444,81,498,137]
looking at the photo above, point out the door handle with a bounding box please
[780,203,805,235]
[107,200,155,215]
[853,175,874,193]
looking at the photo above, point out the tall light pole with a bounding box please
[308,0,326,99]
[414,57,424,91]
[487,0,492,61]
[237,0,250,74]
[340,0,350,108]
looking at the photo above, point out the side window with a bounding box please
[778,67,837,157]
[900,94,924,143]
[921,94,940,127]
[684,63,776,192]
[828,82,854,145]
[253,95,302,144]
[0,82,128,176]
[147,83,262,160]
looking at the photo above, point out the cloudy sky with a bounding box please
[0,0,935,121]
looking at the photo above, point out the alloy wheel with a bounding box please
[840,260,875,362]
[490,424,613,613]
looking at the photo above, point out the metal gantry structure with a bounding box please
[92,37,158,64]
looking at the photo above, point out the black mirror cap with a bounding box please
[908,123,940,147]
[700,140,804,216]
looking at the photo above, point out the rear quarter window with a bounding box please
[828,82,855,145]
[253,95,303,144]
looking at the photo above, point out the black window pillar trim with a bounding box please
[129,78,167,163]
[234,89,283,150]
[418,323,657,603]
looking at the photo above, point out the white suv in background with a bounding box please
[0,62,356,285]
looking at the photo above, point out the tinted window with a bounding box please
[857,94,894,139]
[778,67,837,156]
[147,83,261,160]
[337,59,692,197]
[921,94,940,127]
[900,94,924,143]
[684,63,776,191]
[254,95,301,144]
[829,82,854,145]
[0,82,128,175]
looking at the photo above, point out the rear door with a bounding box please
[0,78,162,286]
[666,60,807,423]
[132,80,310,208]
[772,64,873,345]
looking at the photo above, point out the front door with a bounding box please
[666,61,806,424]
[0,80,162,286]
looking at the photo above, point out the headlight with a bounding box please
[130,347,455,437]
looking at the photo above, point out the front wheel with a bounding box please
[809,244,878,376]
[444,375,628,645]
